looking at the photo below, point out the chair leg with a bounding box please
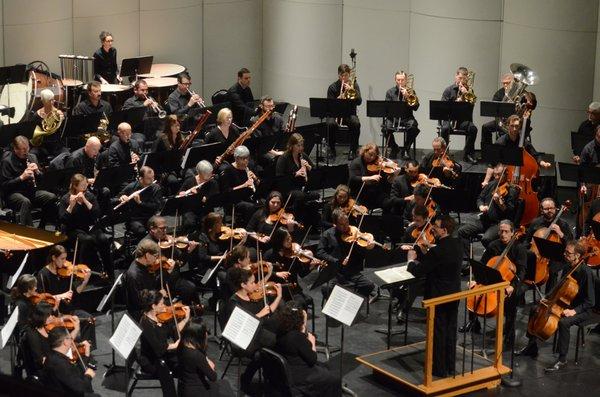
[222,355,234,379]
[552,332,558,353]
[127,377,138,397]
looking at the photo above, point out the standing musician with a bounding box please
[178,160,220,233]
[93,30,120,84]
[461,220,527,347]
[420,137,461,186]
[576,101,600,137]
[116,165,163,241]
[152,115,184,195]
[42,327,96,395]
[108,122,141,169]
[29,88,67,164]
[58,173,113,279]
[458,163,519,255]
[167,71,204,117]
[125,239,161,320]
[36,245,96,348]
[517,241,595,372]
[72,81,113,116]
[389,159,421,217]
[317,209,375,299]
[480,73,514,149]
[348,143,395,211]
[440,67,478,164]
[121,79,160,146]
[251,95,286,166]
[496,114,551,168]
[219,145,260,226]
[205,108,241,167]
[0,135,57,227]
[384,70,420,159]
[228,67,255,126]
[138,289,190,375]
[525,197,573,292]
[326,64,362,160]
[406,215,462,378]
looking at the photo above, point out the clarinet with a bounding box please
[26,159,37,187]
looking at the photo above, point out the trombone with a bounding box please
[141,93,166,118]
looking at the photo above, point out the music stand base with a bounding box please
[104,364,127,377]
[342,384,357,396]
[501,376,522,387]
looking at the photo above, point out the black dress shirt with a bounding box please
[569,264,596,314]
[43,350,94,395]
[275,152,314,190]
[227,83,255,125]
[577,119,598,136]
[327,80,362,112]
[204,125,241,146]
[167,89,197,116]
[93,47,118,83]
[72,98,112,116]
[23,326,51,376]
[58,191,100,231]
[125,260,158,314]
[477,179,519,224]
[177,346,218,396]
[0,151,37,198]
[317,226,366,276]
[139,315,177,374]
[579,139,600,165]
[108,139,140,168]
[117,180,163,221]
[66,147,96,179]
[495,133,542,162]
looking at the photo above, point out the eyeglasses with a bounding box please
[541,207,556,211]
[180,82,191,86]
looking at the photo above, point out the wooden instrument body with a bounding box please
[507,148,539,225]
[528,228,561,285]
[466,285,498,317]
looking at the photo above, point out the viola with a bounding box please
[249,261,274,281]
[29,292,57,306]
[156,302,204,323]
[431,154,458,178]
[366,156,402,174]
[56,261,108,280]
[341,198,368,218]
[410,223,435,252]
[266,209,304,229]
[341,225,390,251]
[70,342,88,364]
[283,242,327,267]
[44,315,95,332]
[248,281,296,302]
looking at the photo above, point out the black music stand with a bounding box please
[181,142,223,169]
[431,186,471,214]
[37,167,76,194]
[61,113,102,141]
[309,97,358,166]
[532,237,565,263]
[160,194,204,217]
[108,108,147,132]
[481,144,523,167]
[367,100,414,157]
[0,64,27,125]
[120,56,153,81]
[430,100,473,147]
[480,101,515,118]
[94,164,135,192]
[570,131,593,156]
[0,121,36,146]
[141,149,183,176]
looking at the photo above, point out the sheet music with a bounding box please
[109,313,142,360]
[0,306,19,349]
[322,285,364,327]
[374,265,415,285]
[222,306,260,350]
[7,253,29,289]
[181,148,191,169]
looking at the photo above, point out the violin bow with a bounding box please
[288,226,312,274]
[158,241,165,291]
[171,209,179,261]
[56,309,87,372]
[165,284,181,339]
[354,180,366,208]
[230,205,235,251]
[428,144,450,179]
[68,237,79,293]
[410,215,434,250]
[268,194,293,240]
[486,166,507,209]
[257,249,268,307]
[345,211,368,264]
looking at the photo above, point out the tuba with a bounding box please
[31,109,63,147]
[404,74,419,107]
[505,63,538,115]
[459,70,477,104]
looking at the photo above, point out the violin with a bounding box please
[219,226,247,240]
[249,261,274,281]
[341,198,368,218]
[366,157,402,174]
[410,173,442,188]
[248,281,296,302]
[158,235,194,250]
[410,223,435,252]
[431,151,458,178]
[29,292,57,306]
[156,302,204,323]
[44,314,95,332]
[56,261,108,280]
[147,255,179,273]
[266,209,304,229]
[69,342,88,364]
[283,242,327,267]
[341,225,390,251]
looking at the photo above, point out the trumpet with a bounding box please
[141,94,166,118]
[186,87,206,108]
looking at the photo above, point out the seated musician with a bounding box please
[42,327,96,395]
[227,68,255,126]
[72,81,113,116]
[0,135,57,227]
[573,124,600,166]
[107,122,140,170]
[125,239,161,320]
[58,173,113,279]
[517,241,595,372]
[219,145,260,226]
[205,107,241,166]
[36,245,96,348]
[251,95,286,166]
[274,302,342,397]
[11,274,40,328]
[460,220,527,347]
[576,101,600,136]
[322,184,364,229]
[326,64,362,160]
[28,88,67,164]
[525,197,573,292]
[219,245,253,300]
[138,289,190,375]
[116,165,162,241]
[121,79,159,146]
[177,319,234,397]
[193,212,230,276]
[480,74,513,149]
[440,67,478,164]
[389,159,420,217]
[348,143,394,210]
[152,115,184,195]
[383,70,420,159]
[178,160,220,233]
[419,137,461,186]
[167,72,204,117]
[458,163,518,255]
[67,136,101,185]
[93,30,120,84]
[317,209,375,299]
[247,190,297,246]
[401,183,438,226]
[141,215,198,305]
[584,197,600,236]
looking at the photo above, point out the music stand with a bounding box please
[431,186,470,214]
[570,131,593,156]
[479,101,515,118]
[94,164,135,192]
[61,113,102,142]
[108,108,147,132]
[558,162,600,236]
[141,149,183,176]
[481,144,523,166]
[0,64,27,125]
[119,56,153,81]
[181,142,223,169]
[0,121,36,146]
[429,100,472,122]
[532,237,565,262]
[367,100,412,154]
[159,194,205,217]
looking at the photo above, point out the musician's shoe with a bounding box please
[515,342,538,359]
[369,288,381,304]
[589,324,600,334]
[396,310,407,323]
[544,360,567,373]
[458,319,481,334]
[347,151,356,161]
[464,154,478,165]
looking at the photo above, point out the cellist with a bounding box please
[516,241,595,373]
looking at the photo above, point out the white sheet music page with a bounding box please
[222,306,260,350]
[109,313,142,360]
[7,253,29,289]
[374,265,415,285]
[322,285,364,326]
[0,306,19,349]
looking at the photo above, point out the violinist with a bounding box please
[317,209,375,298]
[401,204,434,255]
[59,173,113,280]
[406,215,462,378]
[420,137,461,185]
[178,160,220,233]
[116,165,163,242]
[322,184,360,229]
[194,212,230,274]
[525,198,573,292]
[460,220,527,348]
[458,164,518,256]
[389,160,420,217]
[402,183,439,226]
[42,327,96,395]
[152,115,184,195]
[383,71,420,160]
[219,246,253,300]
[247,191,299,244]
[517,241,595,372]
[124,239,161,320]
[36,245,96,347]
[348,143,393,210]
[138,289,189,376]
[11,274,43,328]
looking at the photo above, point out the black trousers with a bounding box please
[7,190,57,227]
[480,119,506,150]
[384,118,419,153]
[457,216,498,258]
[322,271,375,298]
[325,116,360,155]
[556,311,590,360]
[432,301,459,377]
[67,229,114,279]
[440,121,477,157]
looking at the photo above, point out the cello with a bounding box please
[527,200,571,286]
[506,109,539,225]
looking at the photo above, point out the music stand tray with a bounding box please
[481,144,523,166]
[309,98,358,119]
[480,101,515,118]
[0,121,36,145]
[558,162,600,185]
[532,237,564,262]
[367,100,410,120]
[120,56,153,80]
[429,100,472,121]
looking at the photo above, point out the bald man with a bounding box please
[108,122,140,168]
[68,136,102,183]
